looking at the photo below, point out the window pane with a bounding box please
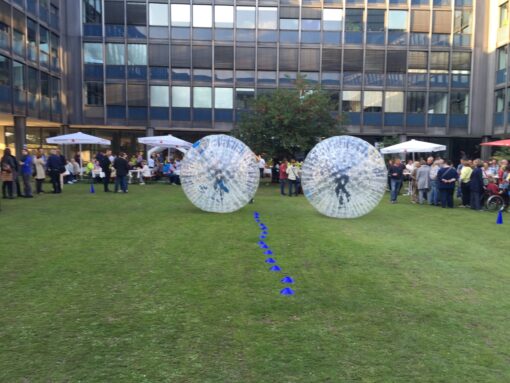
[385,91,404,112]
[85,82,104,105]
[171,4,190,27]
[345,9,363,32]
[388,10,407,31]
[150,85,169,107]
[127,44,147,65]
[454,10,471,34]
[149,3,168,26]
[407,91,426,113]
[364,91,382,112]
[106,44,125,65]
[367,10,385,32]
[127,3,146,25]
[428,92,448,113]
[450,92,469,114]
[215,6,233,28]
[342,91,361,112]
[237,7,255,29]
[194,87,212,108]
[302,19,321,31]
[84,43,103,64]
[280,19,299,30]
[215,88,233,108]
[193,5,212,28]
[84,0,102,24]
[323,9,343,31]
[258,7,277,29]
[172,86,190,107]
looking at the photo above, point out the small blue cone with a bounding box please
[281,276,294,284]
[253,211,259,216]
[269,265,281,272]
[255,219,260,223]
[265,258,276,264]
[497,210,503,225]
[260,244,269,249]
[280,287,295,295]
[260,235,267,240]
[264,250,273,255]
[261,231,268,235]
[90,183,95,193]
[258,241,265,245]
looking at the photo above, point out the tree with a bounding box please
[232,76,345,158]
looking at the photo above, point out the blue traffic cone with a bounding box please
[497,210,503,225]
[261,231,268,235]
[260,244,269,249]
[90,183,95,193]
[253,211,259,216]
[258,241,265,245]
[269,265,281,272]
[280,287,295,295]
[255,219,260,223]
[265,258,276,264]
[281,276,294,284]
[264,250,273,255]
[260,235,267,240]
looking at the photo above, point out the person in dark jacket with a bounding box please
[113,152,129,193]
[388,158,404,203]
[469,159,484,211]
[1,148,16,199]
[437,160,458,208]
[97,149,112,192]
[46,149,63,193]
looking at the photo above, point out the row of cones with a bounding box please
[254,211,295,296]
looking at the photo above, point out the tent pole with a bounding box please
[79,143,83,178]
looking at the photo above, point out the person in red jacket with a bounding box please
[279,159,288,196]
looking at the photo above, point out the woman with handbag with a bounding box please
[1,148,16,199]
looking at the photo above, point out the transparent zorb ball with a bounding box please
[301,136,387,219]
[180,135,260,213]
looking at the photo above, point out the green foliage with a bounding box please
[233,76,345,158]
[493,146,510,160]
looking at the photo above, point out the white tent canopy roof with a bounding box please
[46,132,111,145]
[380,139,446,154]
[137,134,192,149]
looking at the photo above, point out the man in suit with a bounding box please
[98,149,112,192]
[46,149,63,193]
[469,159,484,211]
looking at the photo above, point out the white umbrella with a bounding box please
[380,139,446,159]
[46,132,111,176]
[137,134,191,149]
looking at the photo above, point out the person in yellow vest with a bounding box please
[459,159,473,207]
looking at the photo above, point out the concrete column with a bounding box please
[60,124,70,158]
[481,136,492,160]
[146,126,155,137]
[398,134,407,143]
[14,116,26,159]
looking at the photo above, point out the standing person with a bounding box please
[173,158,181,185]
[437,160,458,208]
[19,148,34,198]
[416,160,430,204]
[113,152,129,193]
[279,159,288,196]
[46,149,63,193]
[388,158,404,204]
[286,159,300,197]
[98,149,112,192]
[469,159,484,211]
[34,151,46,194]
[428,159,441,206]
[1,148,16,199]
[459,159,472,207]
[410,161,420,203]
[257,155,266,179]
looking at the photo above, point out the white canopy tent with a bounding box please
[380,139,447,160]
[137,134,192,149]
[46,132,111,176]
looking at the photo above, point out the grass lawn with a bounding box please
[0,181,509,382]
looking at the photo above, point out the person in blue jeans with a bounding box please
[113,152,129,193]
[428,159,441,206]
[437,160,459,208]
[388,158,404,203]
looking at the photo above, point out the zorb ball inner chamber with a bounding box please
[301,136,387,219]
[180,135,260,213]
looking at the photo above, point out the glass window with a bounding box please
[367,10,385,32]
[428,92,448,113]
[407,92,426,113]
[302,19,321,31]
[280,19,299,30]
[84,43,103,64]
[454,10,471,34]
[345,9,363,32]
[171,4,190,27]
[28,67,38,93]
[149,3,168,26]
[323,9,343,31]
[172,86,190,107]
[106,44,125,65]
[127,44,146,65]
[83,0,102,24]
[450,92,469,114]
[193,5,212,28]
[497,46,507,71]
[236,7,255,29]
[127,3,146,26]
[12,61,24,90]
[85,82,104,106]
[364,91,382,112]
[150,85,169,107]
[499,2,508,28]
[193,87,212,108]
[215,88,233,109]
[258,8,277,30]
[385,91,404,112]
[215,6,233,28]
[388,11,407,31]
[342,91,361,112]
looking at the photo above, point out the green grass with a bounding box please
[0,182,509,382]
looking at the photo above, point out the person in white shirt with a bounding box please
[140,161,152,184]
[286,159,300,196]
[257,155,266,178]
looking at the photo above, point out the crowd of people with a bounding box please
[388,157,510,210]
[0,147,183,199]
[258,157,304,197]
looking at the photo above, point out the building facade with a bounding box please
[0,0,506,159]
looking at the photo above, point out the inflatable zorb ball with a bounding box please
[180,135,260,213]
[301,136,387,219]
